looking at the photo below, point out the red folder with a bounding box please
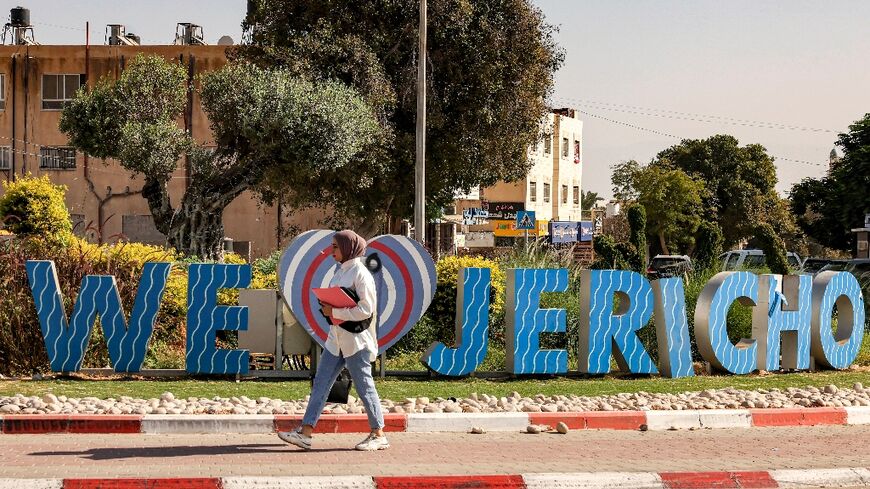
[312,287,358,308]
[312,287,358,325]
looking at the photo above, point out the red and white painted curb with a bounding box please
[2,469,870,488]
[0,406,868,434]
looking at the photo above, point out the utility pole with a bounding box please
[414,0,427,245]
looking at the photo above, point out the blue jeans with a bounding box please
[302,348,385,431]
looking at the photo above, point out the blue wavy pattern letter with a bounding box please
[811,271,866,369]
[652,278,694,378]
[186,264,251,374]
[506,268,569,374]
[694,272,758,374]
[25,260,171,373]
[756,274,812,371]
[579,270,657,374]
[421,267,491,376]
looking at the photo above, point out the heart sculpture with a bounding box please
[278,230,437,354]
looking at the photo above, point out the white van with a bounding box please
[718,249,803,271]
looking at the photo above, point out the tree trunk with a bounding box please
[141,173,251,260]
[167,199,226,259]
[658,232,671,256]
[357,216,381,239]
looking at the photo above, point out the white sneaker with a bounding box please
[278,429,312,450]
[355,433,390,451]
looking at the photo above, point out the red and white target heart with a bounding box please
[278,231,437,354]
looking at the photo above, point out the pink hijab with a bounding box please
[334,230,367,263]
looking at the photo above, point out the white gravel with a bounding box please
[0,383,867,415]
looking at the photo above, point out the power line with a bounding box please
[577,110,828,168]
[554,96,841,134]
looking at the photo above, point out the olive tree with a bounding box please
[60,55,380,258]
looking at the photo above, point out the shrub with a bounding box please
[693,222,723,271]
[626,203,647,272]
[591,234,631,270]
[754,223,790,275]
[251,250,281,290]
[0,175,72,238]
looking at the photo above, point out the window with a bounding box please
[39,147,76,170]
[0,74,6,110]
[0,146,10,170]
[529,181,537,202]
[562,185,568,204]
[562,138,569,158]
[726,253,741,270]
[543,183,551,203]
[574,140,581,164]
[42,74,84,110]
[531,140,539,154]
[743,254,766,268]
[543,136,551,155]
[573,186,580,205]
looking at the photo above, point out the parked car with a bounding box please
[800,257,845,275]
[818,259,870,302]
[718,249,803,271]
[647,255,693,280]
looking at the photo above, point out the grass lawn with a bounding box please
[1,368,868,401]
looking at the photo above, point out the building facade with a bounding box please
[0,44,326,259]
[481,108,583,222]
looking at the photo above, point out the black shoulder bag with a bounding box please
[319,287,372,334]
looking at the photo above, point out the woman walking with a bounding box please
[278,230,389,451]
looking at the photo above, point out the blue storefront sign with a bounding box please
[549,221,580,243]
[580,221,593,242]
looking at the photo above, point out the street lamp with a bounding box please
[414,0,427,245]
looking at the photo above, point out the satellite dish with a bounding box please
[217,35,234,46]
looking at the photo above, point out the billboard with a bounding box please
[550,221,579,243]
[549,221,593,243]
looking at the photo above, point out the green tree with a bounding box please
[581,190,604,211]
[626,203,647,271]
[237,0,564,234]
[60,55,380,258]
[754,223,790,275]
[654,135,786,248]
[612,160,708,255]
[790,114,870,252]
[693,222,724,272]
[0,175,72,237]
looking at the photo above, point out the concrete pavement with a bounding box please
[0,425,868,482]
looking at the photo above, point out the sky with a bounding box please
[15,0,870,199]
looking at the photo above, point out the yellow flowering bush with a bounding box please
[0,175,72,238]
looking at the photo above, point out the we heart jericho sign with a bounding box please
[277,231,437,354]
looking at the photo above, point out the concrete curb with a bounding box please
[1,407,868,434]
[1,469,869,488]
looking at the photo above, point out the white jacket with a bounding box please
[325,257,378,362]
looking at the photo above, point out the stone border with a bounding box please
[0,407,868,434]
[2,468,870,488]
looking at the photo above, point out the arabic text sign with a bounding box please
[550,221,579,243]
[484,201,524,220]
[493,219,538,237]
